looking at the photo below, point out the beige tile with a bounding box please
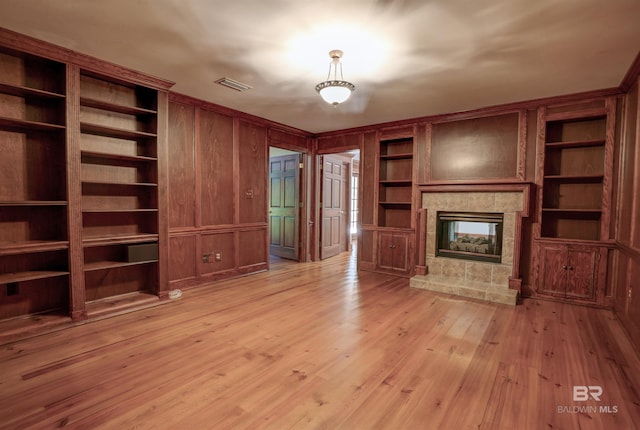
[426,257,443,276]
[495,192,524,212]
[501,238,514,264]
[491,264,512,286]
[426,233,436,256]
[467,193,496,212]
[465,262,493,283]
[442,259,466,280]
[502,213,516,240]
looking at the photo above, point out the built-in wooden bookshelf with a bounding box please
[378,136,413,229]
[540,111,609,241]
[0,47,70,320]
[0,31,172,332]
[534,99,614,306]
[79,71,160,309]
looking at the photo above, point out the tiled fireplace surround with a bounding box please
[410,184,532,305]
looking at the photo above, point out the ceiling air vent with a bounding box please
[215,77,252,92]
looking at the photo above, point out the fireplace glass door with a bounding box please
[437,212,503,263]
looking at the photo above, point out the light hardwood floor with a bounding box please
[1,250,639,429]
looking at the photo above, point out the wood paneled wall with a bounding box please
[613,77,640,354]
[166,94,310,287]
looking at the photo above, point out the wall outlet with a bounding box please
[215,252,222,261]
[202,253,211,263]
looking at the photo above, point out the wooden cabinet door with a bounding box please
[565,247,597,301]
[392,234,409,273]
[539,244,568,297]
[377,232,395,271]
[377,232,411,274]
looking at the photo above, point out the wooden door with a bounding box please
[565,247,597,301]
[269,154,300,260]
[539,244,568,297]
[321,155,347,260]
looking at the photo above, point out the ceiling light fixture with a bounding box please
[315,50,355,106]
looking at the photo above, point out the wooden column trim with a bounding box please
[156,91,170,297]
[65,63,86,321]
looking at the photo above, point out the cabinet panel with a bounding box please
[238,120,266,224]
[540,245,568,296]
[377,232,395,271]
[168,102,196,229]
[377,232,411,274]
[565,248,597,300]
[199,109,234,226]
[537,243,600,303]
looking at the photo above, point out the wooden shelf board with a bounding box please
[81,150,157,163]
[379,180,412,185]
[543,174,603,183]
[0,240,69,256]
[545,108,606,122]
[81,180,157,187]
[0,201,67,206]
[380,153,413,160]
[545,139,605,149]
[0,116,65,132]
[85,291,161,320]
[0,82,65,99]
[80,97,157,116]
[542,208,602,213]
[84,260,158,272]
[80,122,156,140]
[83,234,158,247]
[0,270,69,284]
[82,208,158,213]
[379,202,412,206]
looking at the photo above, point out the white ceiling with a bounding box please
[0,0,639,133]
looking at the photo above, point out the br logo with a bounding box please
[573,386,603,401]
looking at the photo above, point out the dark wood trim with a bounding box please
[533,107,546,239]
[620,50,640,93]
[617,241,640,260]
[156,91,170,295]
[601,96,617,240]
[315,88,621,138]
[66,63,86,321]
[517,110,528,181]
[0,27,174,90]
[415,208,427,275]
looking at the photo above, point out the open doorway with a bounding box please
[268,147,303,261]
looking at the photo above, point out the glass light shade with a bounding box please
[315,80,355,105]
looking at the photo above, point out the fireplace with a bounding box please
[436,212,503,263]
[410,185,532,306]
